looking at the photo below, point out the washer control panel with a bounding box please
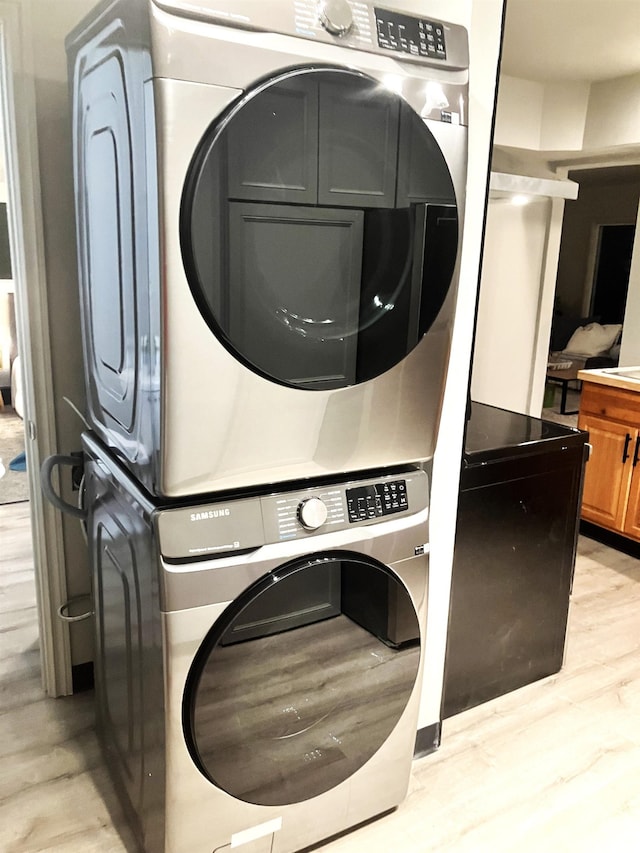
[157,469,428,559]
[318,0,354,36]
[272,487,345,541]
[262,469,427,542]
[346,478,408,522]
[297,495,330,530]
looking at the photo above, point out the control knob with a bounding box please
[297,496,328,530]
[318,0,353,36]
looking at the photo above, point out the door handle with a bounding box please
[622,433,632,463]
[633,435,640,468]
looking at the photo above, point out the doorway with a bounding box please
[0,1,74,696]
[0,195,28,504]
[589,223,635,324]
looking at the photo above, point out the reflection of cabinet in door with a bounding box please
[225,74,457,209]
[578,380,640,541]
[227,76,400,207]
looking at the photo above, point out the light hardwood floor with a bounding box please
[2,501,640,852]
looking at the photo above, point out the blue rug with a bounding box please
[9,451,26,472]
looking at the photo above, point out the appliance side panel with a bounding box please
[68,6,156,488]
[84,440,166,852]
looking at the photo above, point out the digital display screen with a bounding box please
[375,8,446,60]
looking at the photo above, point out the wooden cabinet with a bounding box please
[624,451,640,539]
[578,380,640,540]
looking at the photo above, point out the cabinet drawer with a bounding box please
[580,382,640,426]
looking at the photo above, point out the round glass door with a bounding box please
[181,67,459,390]
[183,552,421,806]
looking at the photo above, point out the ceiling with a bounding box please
[500,0,640,84]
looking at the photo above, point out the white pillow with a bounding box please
[563,322,622,357]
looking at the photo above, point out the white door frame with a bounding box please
[1,0,72,695]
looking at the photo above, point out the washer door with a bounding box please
[181,67,458,390]
[183,552,421,806]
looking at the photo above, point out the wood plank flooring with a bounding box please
[1,500,640,852]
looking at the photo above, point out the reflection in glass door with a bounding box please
[183,553,421,806]
[182,67,459,389]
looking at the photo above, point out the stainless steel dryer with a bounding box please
[67,0,468,497]
[83,431,432,853]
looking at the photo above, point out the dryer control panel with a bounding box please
[153,1,469,71]
[156,469,429,560]
[374,8,446,60]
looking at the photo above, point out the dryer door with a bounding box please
[181,67,458,390]
[183,551,421,806]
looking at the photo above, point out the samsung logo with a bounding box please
[190,508,230,522]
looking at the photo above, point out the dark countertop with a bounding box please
[464,401,587,465]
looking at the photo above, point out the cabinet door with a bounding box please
[318,77,399,208]
[396,111,457,206]
[227,202,364,388]
[623,437,640,539]
[226,78,319,204]
[578,414,634,530]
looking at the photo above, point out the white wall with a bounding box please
[494,75,545,149]
[494,71,640,155]
[620,201,640,365]
[478,61,640,421]
[540,82,589,151]
[584,72,640,151]
[494,76,590,152]
[419,0,505,729]
[471,197,551,414]
[0,118,10,380]
[28,0,95,668]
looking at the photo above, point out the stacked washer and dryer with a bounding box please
[65,2,469,851]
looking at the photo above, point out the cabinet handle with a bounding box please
[634,435,640,468]
[622,433,632,463]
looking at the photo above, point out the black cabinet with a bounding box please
[441,403,588,720]
[396,112,457,206]
[317,77,400,207]
[227,77,401,208]
[227,202,364,387]
[227,77,319,204]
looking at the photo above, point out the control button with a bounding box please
[298,497,329,530]
[318,0,353,36]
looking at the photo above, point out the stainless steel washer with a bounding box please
[83,431,432,853]
[67,0,469,498]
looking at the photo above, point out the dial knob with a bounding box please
[298,497,329,531]
[318,0,353,36]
